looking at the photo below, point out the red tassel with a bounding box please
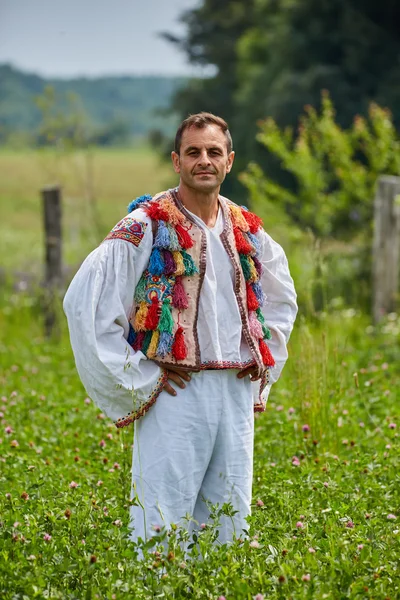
[133,331,145,352]
[172,326,187,360]
[172,276,189,309]
[241,209,263,234]
[175,224,194,249]
[259,339,275,366]
[146,202,169,222]
[234,227,253,255]
[145,296,160,330]
[246,282,259,311]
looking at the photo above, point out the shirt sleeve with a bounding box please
[63,217,166,426]
[254,230,298,404]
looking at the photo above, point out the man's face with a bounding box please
[171,124,235,193]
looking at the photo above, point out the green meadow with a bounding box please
[0,149,399,599]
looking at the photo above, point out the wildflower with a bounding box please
[302,424,310,432]
[357,544,364,550]
[28,555,36,560]
[5,493,11,499]
[296,521,304,529]
[342,439,348,445]
[302,574,311,582]
[43,533,52,542]
[97,413,105,420]
[292,456,300,467]
[81,539,86,545]
[20,491,29,500]
[113,462,120,470]
[10,439,19,447]
[69,481,78,489]
[13,522,20,528]
[250,540,260,548]
[99,440,106,447]
[308,547,316,553]
[346,521,355,528]
[333,455,339,460]
[84,398,91,405]
[180,562,187,569]
[90,555,97,563]
[4,426,12,434]
[97,480,103,487]
[386,444,391,449]
[299,515,305,520]
[256,499,264,507]
[323,482,329,488]
[387,514,397,520]
[200,523,206,529]
[365,513,371,519]
[381,363,389,370]
[270,462,276,467]
[288,407,295,414]
[113,519,123,527]
[106,433,113,439]
[388,423,396,429]
[64,508,71,519]
[276,405,284,411]
[359,422,365,427]
[254,595,264,600]
[217,597,227,600]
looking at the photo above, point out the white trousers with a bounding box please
[129,369,254,551]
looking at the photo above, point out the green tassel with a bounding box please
[239,253,252,281]
[256,308,265,324]
[256,307,272,339]
[141,330,152,355]
[134,275,147,303]
[263,325,272,340]
[159,299,174,334]
[181,250,198,276]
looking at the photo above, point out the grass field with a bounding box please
[0,147,399,598]
[0,295,399,598]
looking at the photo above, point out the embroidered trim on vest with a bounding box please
[200,358,255,370]
[104,217,148,247]
[114,370,168,428]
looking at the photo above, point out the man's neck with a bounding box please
[177,182,220,228]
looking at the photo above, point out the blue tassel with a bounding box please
[154,220,171,249]
[252,281,265,306]
[247,231,261,256]
[148,247,165,276]
[157,331,173,358]
[127,194,152,213]
[127,323,137,346]
[166,223,181,251]
[241,205,249,211]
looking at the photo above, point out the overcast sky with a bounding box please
[0,0,203,78]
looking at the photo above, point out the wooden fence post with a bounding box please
[42,185,62,337]
[372,175,400,324]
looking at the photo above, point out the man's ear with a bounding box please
[226,151,235,173]
[171,151,180,174]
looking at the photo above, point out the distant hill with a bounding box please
[0,63,186,141]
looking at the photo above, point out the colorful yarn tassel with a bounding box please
[259,339,275,366]
[146,202,169,222]
[252,281,265,306]
[133,330,145,352]
[247,231,261,256]
[163,250,176,275]
[147,330,160,358]
[134,302,148,331]
[248,257,259,282]
[181,250,198,276]
[166,224,181,251]
[253,256,263,278]
[229,204,249,231]
[127,194,152,213]
[248,311,263,339]
[173,251,185,276]
[154,220,171,249]
[127,323,136,346]
[172,326,187,360]
[241,207,263,234]
[240,253,252,281]
[159,197,185,225]
[157,331,173,357]
[148,247,165,276]
[246,282,259,311]
[134,275,147,303]
[144,296,160,330]
[234,227,253,255]
[141,331,152,355]
[175,223,194,249]
[172,276,188,309]
[159,299,174,334]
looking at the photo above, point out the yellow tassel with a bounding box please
[159,197,185,225]
[173,251,185,276]
[229,204,249,231]
[146,330,160,358]
[134,302,148,331]
[248,257,259,282]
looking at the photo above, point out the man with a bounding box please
[63,112,297,553]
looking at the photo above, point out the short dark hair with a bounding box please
[174,112,233,155]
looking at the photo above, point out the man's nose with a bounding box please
[197,150,211,166]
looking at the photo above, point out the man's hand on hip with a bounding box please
[237,365,261,381]
[163,367,197,396]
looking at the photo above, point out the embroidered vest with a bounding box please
[124,189,274,376]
